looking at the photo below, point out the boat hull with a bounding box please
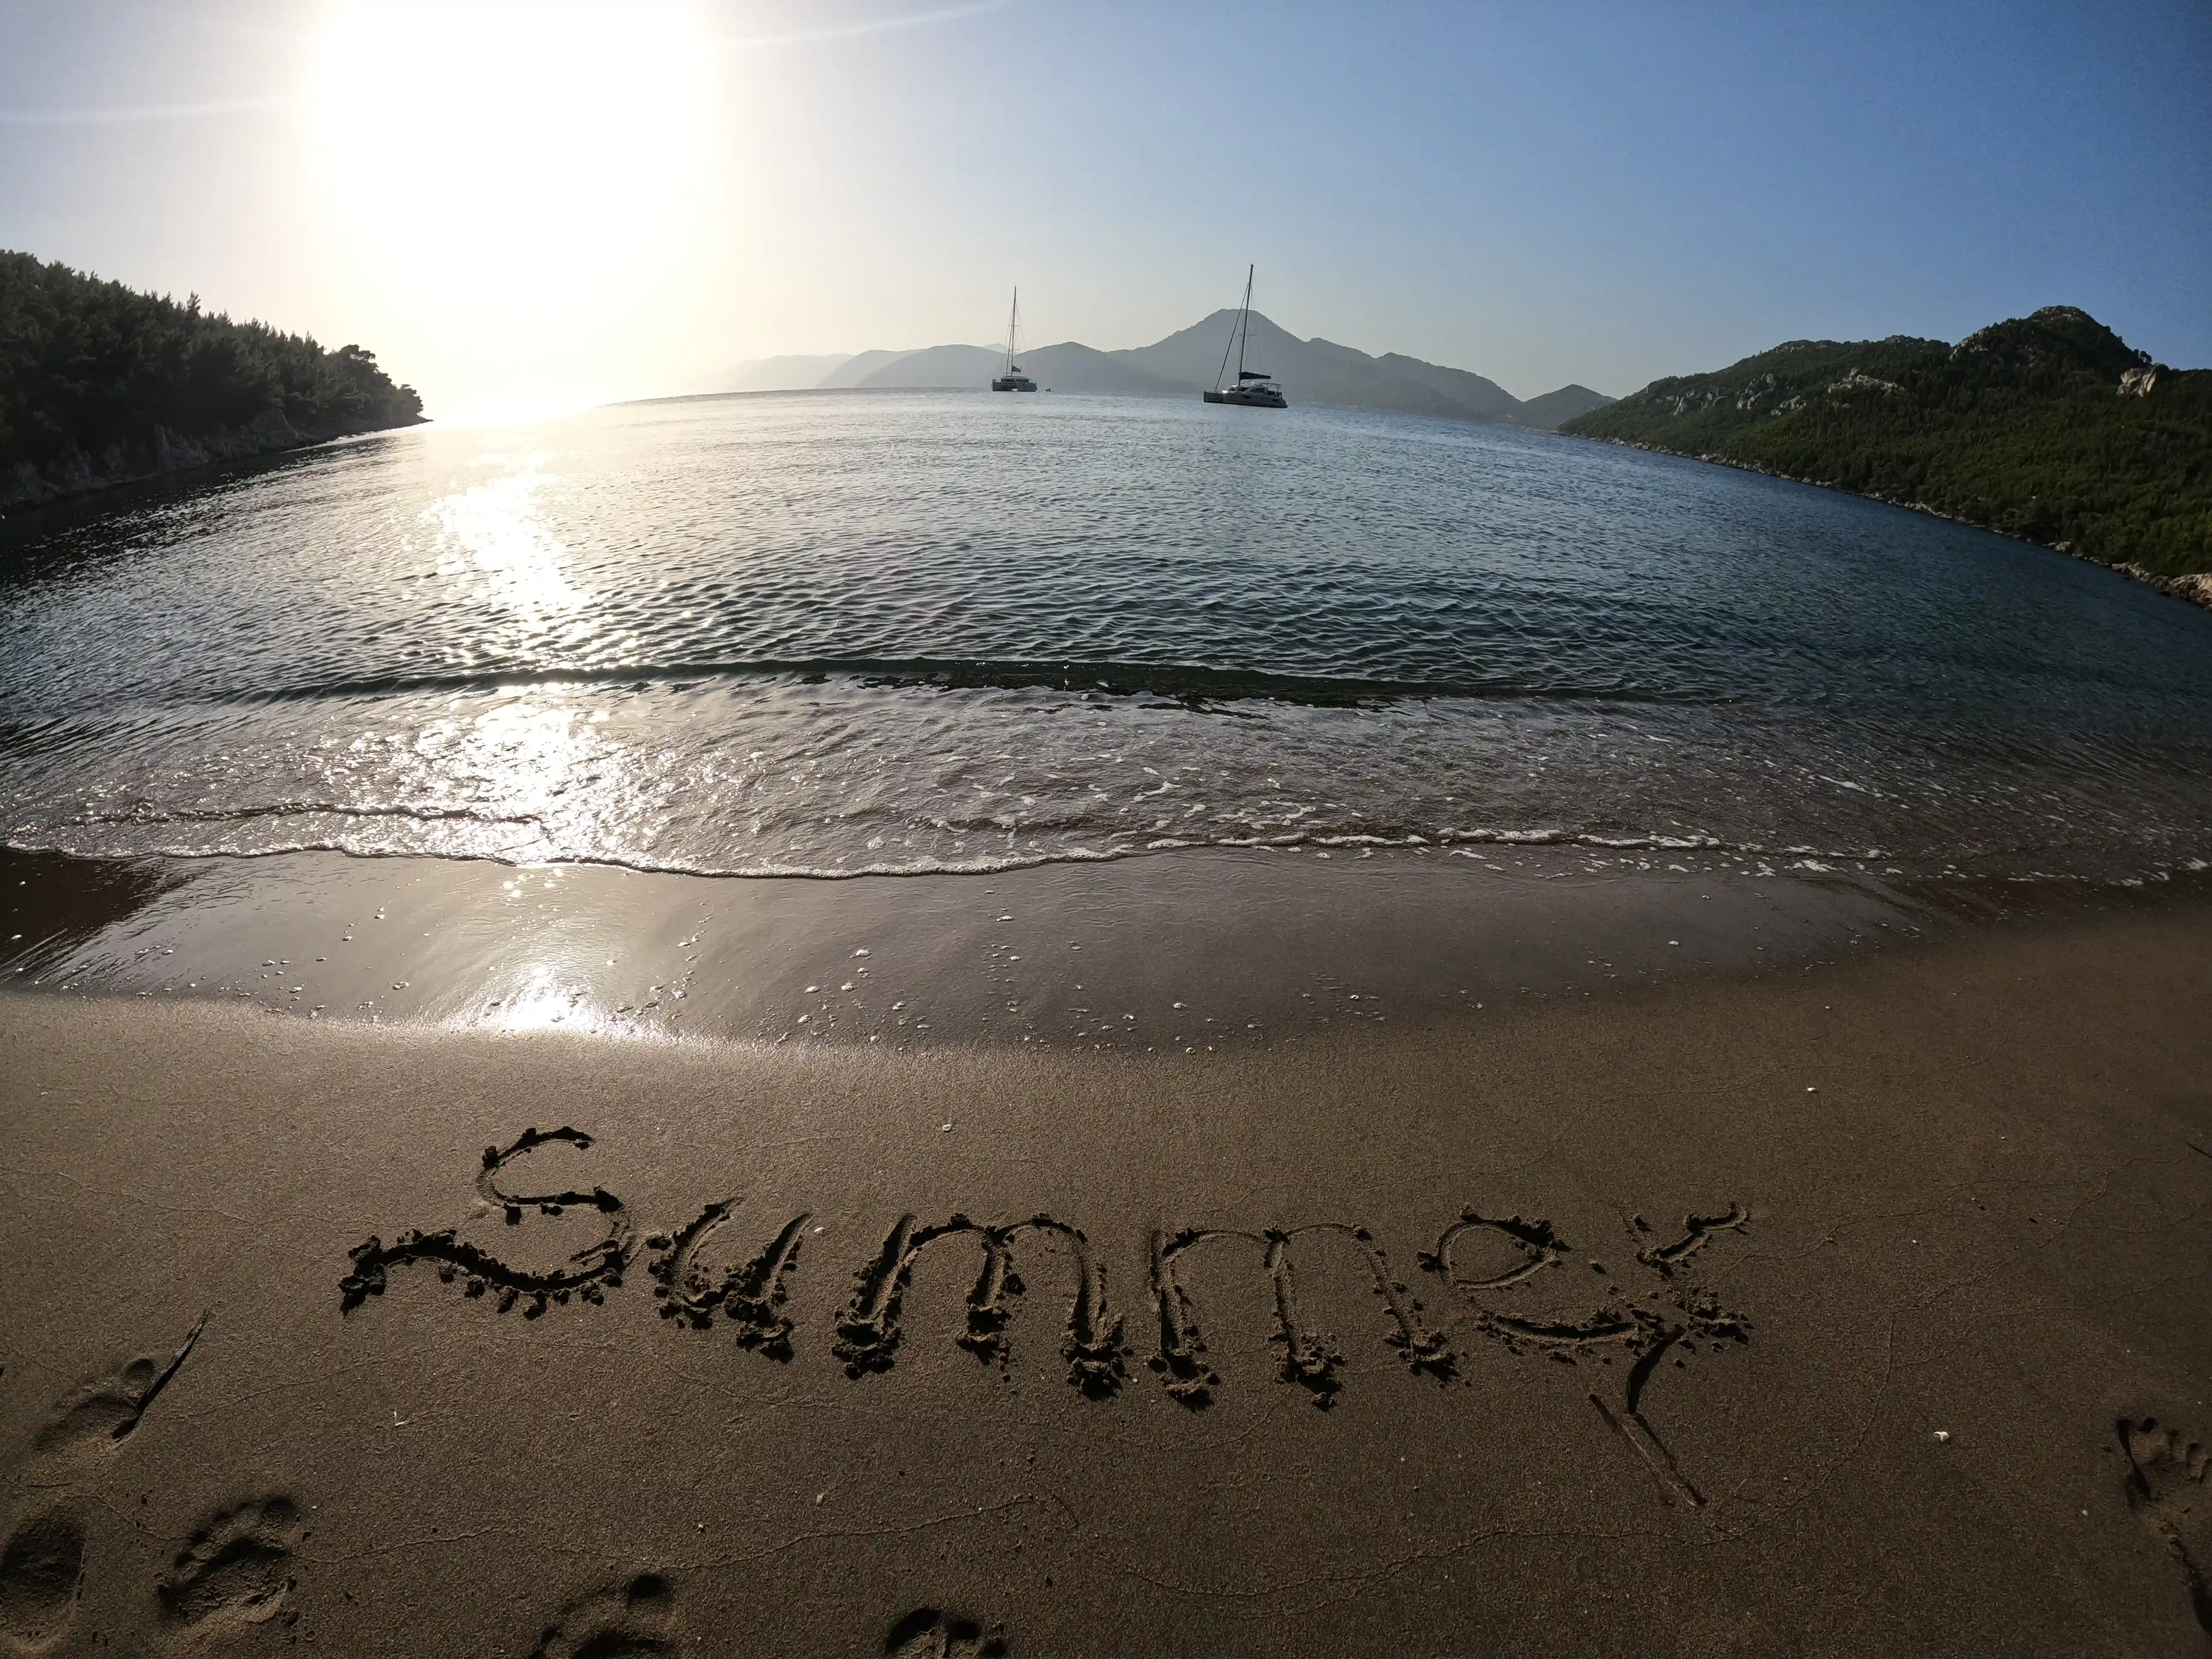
[991,377,1037,392]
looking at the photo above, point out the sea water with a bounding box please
[5,390,2212,885]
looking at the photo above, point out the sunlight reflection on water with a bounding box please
[431,454,591,632]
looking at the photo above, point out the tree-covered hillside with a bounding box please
[2,251,423,509]
[1562,307,2210,583]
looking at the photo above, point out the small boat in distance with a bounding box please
[1203,265,1286,408]
[991,288,1037,392]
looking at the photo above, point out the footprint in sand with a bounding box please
[25,1314,207,1473]
[155,1496,301,1643]
[0,1314,209,1654]
[2119,1416,2212,1634]
[529,1571,681,1658]
[0,1510,85,1651]
[884,1607,1009,1658]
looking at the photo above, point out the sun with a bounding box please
[305,1,718,421]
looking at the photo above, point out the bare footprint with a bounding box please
[529,1571,680,1659]
[885,1607,1008,1658]
[0,1510,84,1652]
[2119,1417,2212,1634]
[26,1313,207,1472]
[156,1496,300,1642]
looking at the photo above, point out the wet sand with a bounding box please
[0,843,2096,1050]
[4,887,2212,1655]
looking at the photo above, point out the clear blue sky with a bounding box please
[3,0,2206,418]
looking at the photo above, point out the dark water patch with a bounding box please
[0,850,188,978]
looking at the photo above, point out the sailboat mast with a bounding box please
[1236,265,1252,380]
[1006,288,1018,372]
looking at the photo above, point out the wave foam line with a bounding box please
[69,800,542,829]
[2,822,1915,882]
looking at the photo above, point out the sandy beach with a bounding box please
[7,5,2209,1654]
[5,881,2210,1656]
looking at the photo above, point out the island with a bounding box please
[1,251,425,512]
[1561,306,2211,608]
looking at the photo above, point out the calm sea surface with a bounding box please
[6,391,2212,885]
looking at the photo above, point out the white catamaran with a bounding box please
[991,288,1037,392]
[1203,265,1286,408]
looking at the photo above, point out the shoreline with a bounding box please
[0,411,427,520]
[15,841,2192,1052]
[5,892,2212,1652]
[1565,432,2212,613]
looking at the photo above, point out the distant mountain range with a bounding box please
[1561,305,2210,598]
[722,312,1613,431]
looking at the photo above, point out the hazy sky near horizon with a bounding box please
[3,0,2206,422]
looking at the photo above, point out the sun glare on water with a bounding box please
[306,1,718,423]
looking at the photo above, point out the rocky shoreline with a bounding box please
[1570,434,2212,614]
[2,405,425,515]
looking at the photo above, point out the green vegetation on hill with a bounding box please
[2,250,423,509]
[1562,307,2211,581]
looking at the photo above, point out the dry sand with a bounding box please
[3,898,2212,1655]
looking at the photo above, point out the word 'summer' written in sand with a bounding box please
[337,1126,1752,1510]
